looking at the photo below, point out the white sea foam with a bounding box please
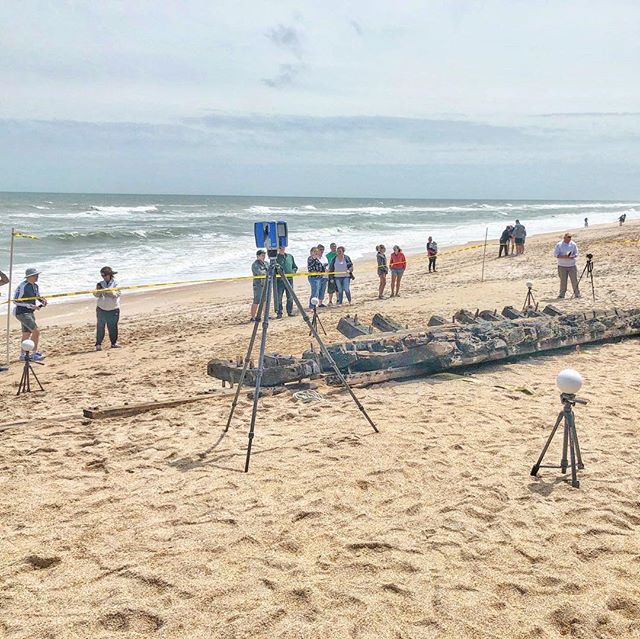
[89,205,158,214]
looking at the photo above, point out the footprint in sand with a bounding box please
[100,609,164,633]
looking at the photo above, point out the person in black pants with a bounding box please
[426,236,438,272]
[499,226,511,257]
[94,266,122,351]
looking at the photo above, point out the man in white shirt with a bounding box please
[553,233,581,299]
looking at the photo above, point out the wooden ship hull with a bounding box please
[207,307,640,388]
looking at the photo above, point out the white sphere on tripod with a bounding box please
[557,369,583,394]
[21,339,35,352]
[310,297,320,307]
[526,280,533,289]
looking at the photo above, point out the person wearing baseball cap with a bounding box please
[14,267,47,361]
[94,266,122,351]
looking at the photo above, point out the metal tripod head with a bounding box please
[560,392,588,407]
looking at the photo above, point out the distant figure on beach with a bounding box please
[509,226,516,255]
[554,233,581,299]
[376,244,388,299]
[325,242,337,305]
[94,266,122,351]
[14,267,47,362]
[584,217,589,228]
[0,269,8,371]
[250,250,267,321]
[513,220,527,255]
[499,225,511,257]
[328,246,354,305]
[619,213,626,226]
[307,247,324,309]
[274,246,297,318]
[389,245,406,297]
[317,245,329,307]
[426,236,438,272]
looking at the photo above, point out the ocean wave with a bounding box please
[42,227,213,242]
[89,205,159,214]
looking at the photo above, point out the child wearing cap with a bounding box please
[14,267,47,361]
[94,266,122,351]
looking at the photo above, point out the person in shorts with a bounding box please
[0,268,8,371]
[14,267,47,361]
[389,245,407,297]
[513,219,527,255]
[250,250,267,321]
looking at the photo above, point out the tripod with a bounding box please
[309,305,327,336]
[575,256,595,302]
[17,351,44,396]
[530,393,586,488]
[224,259,378,472]
[522,286,538,312]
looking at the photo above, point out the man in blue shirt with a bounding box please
[14,267,47,361]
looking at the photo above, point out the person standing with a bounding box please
[274,246,298,318]
[584,217,589,228]
[499,226,511,257]
[426,236,438,272]
[94,266,122,351]
[509,226,516,255]
[389,245,406,297]
[513,219,527,255]
[307,247,324,309]
[554,233,581,299]
[13,267,47,361]
[317,244,329,307]
[250,250,267,321]
[376,244,388,299]
[328,246,353,305]
[325,242,338,305]
[0,269,8,371]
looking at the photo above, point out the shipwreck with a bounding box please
[207,306,640,388]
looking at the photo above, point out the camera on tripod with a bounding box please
[254,221,288,258]
[586,253,593,261]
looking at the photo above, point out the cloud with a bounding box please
[350,20,363,36]
[262,63,305,89]
[265,23,303,59]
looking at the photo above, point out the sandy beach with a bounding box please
[1,220,639,638]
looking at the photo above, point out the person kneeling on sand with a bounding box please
[554,233,581,299]
[95,266,122,351]
[250,250,267,321]
[0,268,8,371]
[14,267,47,361]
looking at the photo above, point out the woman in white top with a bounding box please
[328,246,354,305]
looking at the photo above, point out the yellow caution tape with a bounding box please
[1,243,495,305]
[13,231,40,240]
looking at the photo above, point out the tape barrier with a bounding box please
[1,243,495,305]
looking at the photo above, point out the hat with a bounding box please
[24,267,41,278]
[100,266,118,275]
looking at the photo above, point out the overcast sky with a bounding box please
[1,0,640,197]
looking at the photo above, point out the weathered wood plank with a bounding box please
[83,394,219,419]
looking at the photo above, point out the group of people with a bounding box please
[498,220,527,257]
[249,237,441,320]
[0,265,122,369]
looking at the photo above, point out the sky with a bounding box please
[1,0,640,198]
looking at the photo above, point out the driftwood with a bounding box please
[83,394,219,419]
[207,308,640,388]
[207,355,321,388]
[336,315,373,339]
[371,313,405,332]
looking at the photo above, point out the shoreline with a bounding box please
[32,217,631,327]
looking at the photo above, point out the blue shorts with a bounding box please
[391,268,405,275]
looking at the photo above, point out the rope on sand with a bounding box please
[292,389,324,403]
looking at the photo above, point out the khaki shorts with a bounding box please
[17,312,37,332]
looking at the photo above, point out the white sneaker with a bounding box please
[19,353,26,362]
[95,344,102,351]
[31,352,45,362]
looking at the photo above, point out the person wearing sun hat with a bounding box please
[14,267,47,361]
[94,266,122,351]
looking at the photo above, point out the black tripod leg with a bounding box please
[244,273,274,473]
[590,271,595,303]
[568,411,584,469]
[531,411,563,476]
[224,278,269,432]
[279,275,379,434]
[29,365,44,392]
[568,423,580,488]
[561,416,569,473]
[17,366,26,396]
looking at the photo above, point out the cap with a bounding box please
[24,267,41,278]
[100,266,118,276]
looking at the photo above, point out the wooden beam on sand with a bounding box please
[82,393,219,420]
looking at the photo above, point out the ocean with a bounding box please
[0,192,637,300]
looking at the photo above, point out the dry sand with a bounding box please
[1,221,639,638]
